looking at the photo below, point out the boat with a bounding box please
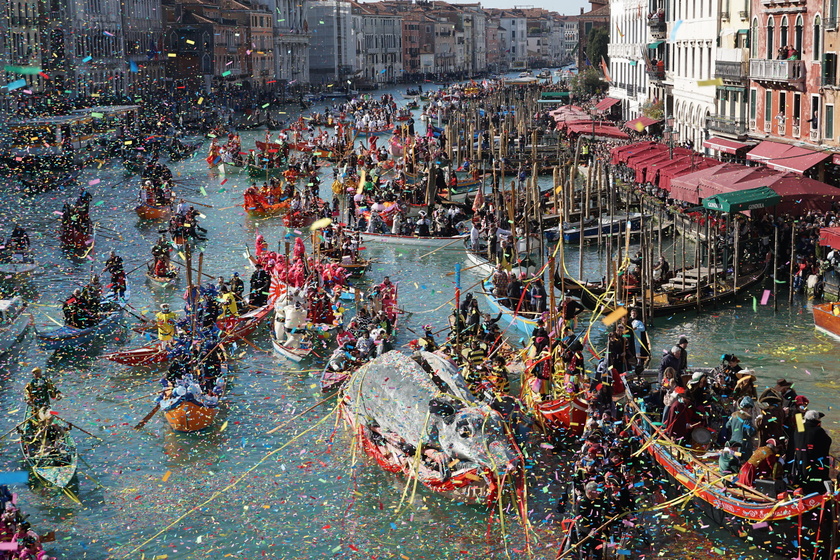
[215,304,271,340]
[623,373,837,560]
[0,297,33,356]
[19,406,78,488]
[135,202,171,220]
[582,266,767,317]
[282,211,318,229]
[103,340,169,366]
[246,164,285,180]
[60,220,95,254]
[0,256,38,278]
[270,331,313,362]
[161,363,228,432]
[340,351,519,505]
[479,279,540,342]
[353,125,392,138]
[813,302,840,340]
[358,231,468,247]
[145,263,179,289]
[546,213,644,243]
[167,140,202,162]
[35,291,127,350]
[243,199,289,217]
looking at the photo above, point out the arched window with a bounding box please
[751,18,759,57]
[767,17,775,57]
[780,16,789,48]
[814,16,822,60]
[795,15,803,53]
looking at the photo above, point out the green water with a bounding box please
[0,93,836,560]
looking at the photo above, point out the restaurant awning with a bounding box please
[566,122,630,139]
[610,141,657,164]
[625,116,661,131]
[702,186,781,213]
[702,136,750,155]
[746,140,831,174]
[593,97,620,112]
[820,227,840,250]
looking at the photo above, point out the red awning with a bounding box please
[746,140,791,162]
[746,141,831,174]
[610,142,657,164]
[593,97,620,112]
[566,122,630,139]
[626,145,667,170]
[702,136,750,155]
[820,227,840,250]
[624,116,661,131]
[833,154,840,165]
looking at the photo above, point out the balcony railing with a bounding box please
[764,121,772,132]
[715,60,747,81]
[706,116,748,136]
[647,68,665,81]
[647,15,666,31]
[823,73,838,87]
[749,59,805,82]
[777,116,786,133]
[792,124,801,137]
[810,129,820,142]
[826,17,839,30]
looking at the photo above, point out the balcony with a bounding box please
[792,124,801,137]
[647,14,666,32]
[749,59,805,83]
[810,129,820,142]
[706,116,748,137]
[647,67,665,82]
[826,17,838,30]
[777,116,786,133]
[715,61,747,81]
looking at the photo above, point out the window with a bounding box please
[826,104,834,138]
[767,18,774,57]
[812,95,821,130]
[794,92,801,123]
[831,0,838,23]
[751,18,758,57]
[795,15,803,53]
[780,17,788,49]
[751,89,757,120]
[779,91,786,114]
[765,89,772,121]
[815,16,822,60]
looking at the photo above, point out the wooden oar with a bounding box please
[181,199,214,209]
[64,421,104,441]
[124,258,155,276]
[445,261,485,276]
[133,403,160,430]
[0,420,27,441]
[416,237,465,259]
[170,258,215,280]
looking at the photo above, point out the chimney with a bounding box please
[580,7,583,14]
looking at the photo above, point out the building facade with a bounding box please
[607,0,647,120]
[306,0,356,84]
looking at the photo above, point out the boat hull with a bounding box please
[36,309,124,350]
[20,407,77,488]
[135,203,171,220]
[270,334,312,362]
[358,232,468,247]
[480,280,539,342]
[103,341,168,366]
[163,400,219,432]
[814,302,840,340]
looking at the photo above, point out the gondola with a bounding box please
[167,140,202,162]
[19,406,78,488]
[161,363,229,432]
[135,201,172,220]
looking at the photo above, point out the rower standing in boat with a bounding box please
[104,250,126,297]
[7,224,31,262]
[24,368,62,413]
[229,272,245,307]
[155,304,177,343]
[218,285,239,319]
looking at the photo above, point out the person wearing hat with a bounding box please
[712,354,742,395]
[792,409,832,493]
[677,336,689,372]
[732,370,758,401]
[687,371,711,407]
[24,368,61,411]
[155,303,177,342]
[759,378,798,409]
[414,210,431,236]
[229,272,244,305]
[664,385,705,444]
[726,397,757,459]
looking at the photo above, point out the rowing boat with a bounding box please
[358,231,468,247]
[0,297,32,357]
[161,363,228,432]
[103,340,168,366]
[243,199,289,217]
[19,406,78,488]
[623,373,837,560]
[145,263,179,289]
[215,304,271,340]
[270,331,313,362]
[35,290,127,350]
[480,279,540,342]
[135,202,171,220]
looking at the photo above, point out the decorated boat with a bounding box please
[480,279,540,343]
[35,291,127,350]
[340,351,519,505]
[103,340,169,366]
[135,202,171,220]
[19,406,78,488]
[215,304,272,340]
[160,363,228,432]
[623,373,837,560]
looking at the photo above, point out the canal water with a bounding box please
[0,83,835,559]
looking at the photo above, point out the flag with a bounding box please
[600,57,612,82]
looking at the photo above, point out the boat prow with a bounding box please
[19,407,78,488]
[813,301,840,340]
